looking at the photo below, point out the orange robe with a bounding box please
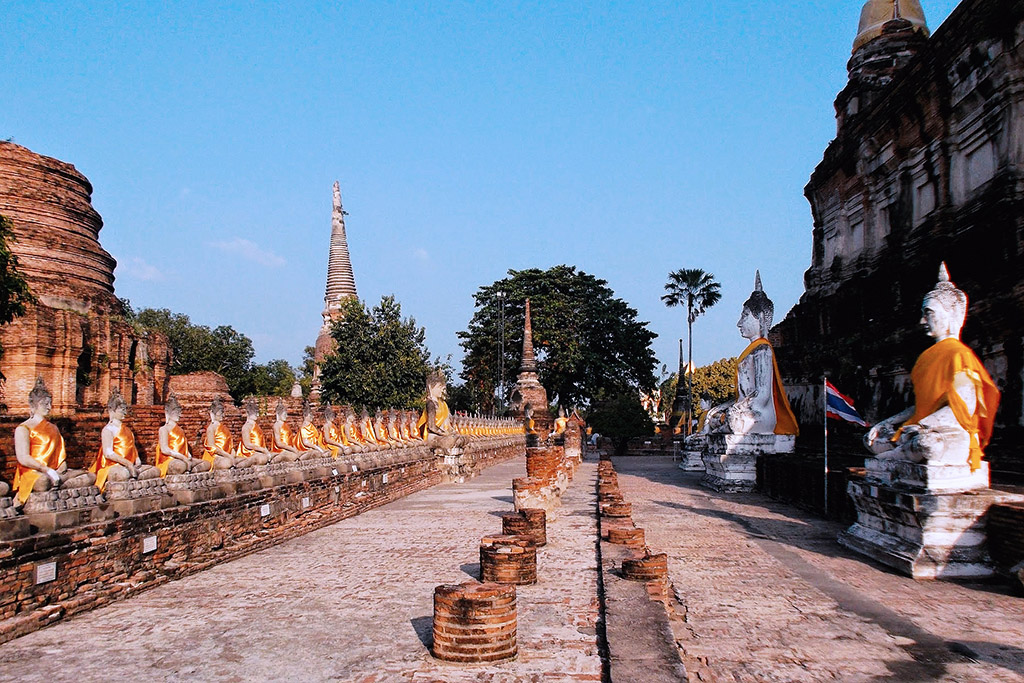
[322,422,344,457]
[737,338,799,436]
[269,423,295,453]
[202,424,234,464]
[298,422,322,452]
[155,425,189,477]
[417,401,451,439]
[899,338,1000,472]
[237,423,266,459]
[14,419,67,504]
[91,423,140,491]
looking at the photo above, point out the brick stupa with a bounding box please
[511,299,550,432]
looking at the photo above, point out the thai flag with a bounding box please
[825,380,868,427]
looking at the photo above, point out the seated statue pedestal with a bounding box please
[839,457,1024,580]
[438,448,478,483]
[0,497,31,540]
[104,477,174,516]
[214,466,262,495]
[678,435,707,472]
[165,470,224,506]
[701,434,795,493]
[23,486,114,532]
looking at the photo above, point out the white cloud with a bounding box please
[210,238,286,267]
[121,256,165,282]
[413,247,429,262]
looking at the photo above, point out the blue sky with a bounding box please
[3,1,961,376]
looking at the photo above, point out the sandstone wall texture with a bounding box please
[0,141,170,415]
[773,0,1024,480]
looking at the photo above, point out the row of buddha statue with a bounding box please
[684,264,998,491]
[4,371,522,508]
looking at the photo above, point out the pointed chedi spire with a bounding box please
[754,270,763,292]
[323,181,358,324]
[520,298,538,373]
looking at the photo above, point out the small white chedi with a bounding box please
[840,264,1019,579]
[696,272,799,491]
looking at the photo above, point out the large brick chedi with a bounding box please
[0,141,169,414]
[773,0,1024,479]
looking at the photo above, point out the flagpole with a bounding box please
[823,376,829,517]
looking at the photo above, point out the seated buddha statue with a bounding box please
[341,410,368,453]
[269,400,302,462]
[297,402,329,460]
[203,398,254,470]
[865,264,1000,474]
[523,404,537,435]
[321,405,350,457]
[550,405,569,438]
[697,272,799,438]
[237,398,273,465]
[358,407,384,451]
[91,390,161,491]
[386,410,408,447]
[156,394,211,476]
[13,378,96,506]
[417,371,468,451]
[405,410,422,442]
[372,409,395,449]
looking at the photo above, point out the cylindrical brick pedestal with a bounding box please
[608,525,645,548]
[601,501,632,518]
[597,482,619,496]
[622,551,669,582]
[432,582,517,663]
[502,508,547,547]
[480,535,537,585]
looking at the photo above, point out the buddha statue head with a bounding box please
[107,389,129,420]
[426,370,446,404]
[165,393,183,423]
[324,404,336,423]
[360,406,371,423]
[921,263,967,341]
[210,396,225,422]
[738,270,774,341]
[275,399,287,422]
[28,377,52,417]
[243,397,259,420]
[303,400,314,424]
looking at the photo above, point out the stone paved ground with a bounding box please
[613,455,1024,683]
[0,457,602,682]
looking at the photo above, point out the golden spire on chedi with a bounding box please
[853,0,929,53]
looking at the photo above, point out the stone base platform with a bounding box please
[865,457,990,492]
[104,477,172,516]
[839,478,1024,579]
[701,434,795,493]
[22,485,112,532]
[164,470,224,505]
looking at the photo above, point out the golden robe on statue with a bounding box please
[155,425,189,477]
[203,424,234,464]
[91,423,140,491]
[899,338,1000,472]
[237,424,266,459]
[737,338,799,436]
[417,400,451,439]
[13,420,66,504]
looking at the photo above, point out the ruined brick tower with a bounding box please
[511,299,550,432]
[0,141,170,414]
[312,181,358,394]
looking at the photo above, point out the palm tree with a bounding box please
[662,269,722,434]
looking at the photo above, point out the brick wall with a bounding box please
[0,439,524,643]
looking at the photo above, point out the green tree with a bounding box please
[0,215,36,378]
[586,390,655,456]
[459,265,658,411]
[691,356,738,420]
[134,307,257,400]
[319,295,432,409]
[662,268,722,432]
[242,358,299,398]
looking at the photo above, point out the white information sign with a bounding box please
[35,562,56,585]
[260,503,271,517]
[142,536,157,554]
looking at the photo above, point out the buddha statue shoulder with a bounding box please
[865,264,1000,472]
[91,390,161,490]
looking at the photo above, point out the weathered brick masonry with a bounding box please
[0,439,523,644]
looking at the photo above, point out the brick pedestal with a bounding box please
[608,526,645,549]
[432,582,518,663]
[622,550,669,581]
[601,501,632,518]
[480,535,537,585]
[502,508,546,547]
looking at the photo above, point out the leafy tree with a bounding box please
[662,268,721,432]
[319,295,432,409]
[241,358,299,398]
[134,307,257,400]
[586,391,655,456]
[0,215,36,378]
[459,265,658,412]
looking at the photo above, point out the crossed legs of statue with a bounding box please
[106,463,162,483]
[30,466,96,494]
[166,458,212,476]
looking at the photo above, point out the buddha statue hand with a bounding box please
[45,467,61,486]
[720,398,756,435]
[864,407,913,454]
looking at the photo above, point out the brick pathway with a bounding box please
[613,456,1024,683]
[0,458,603,682]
